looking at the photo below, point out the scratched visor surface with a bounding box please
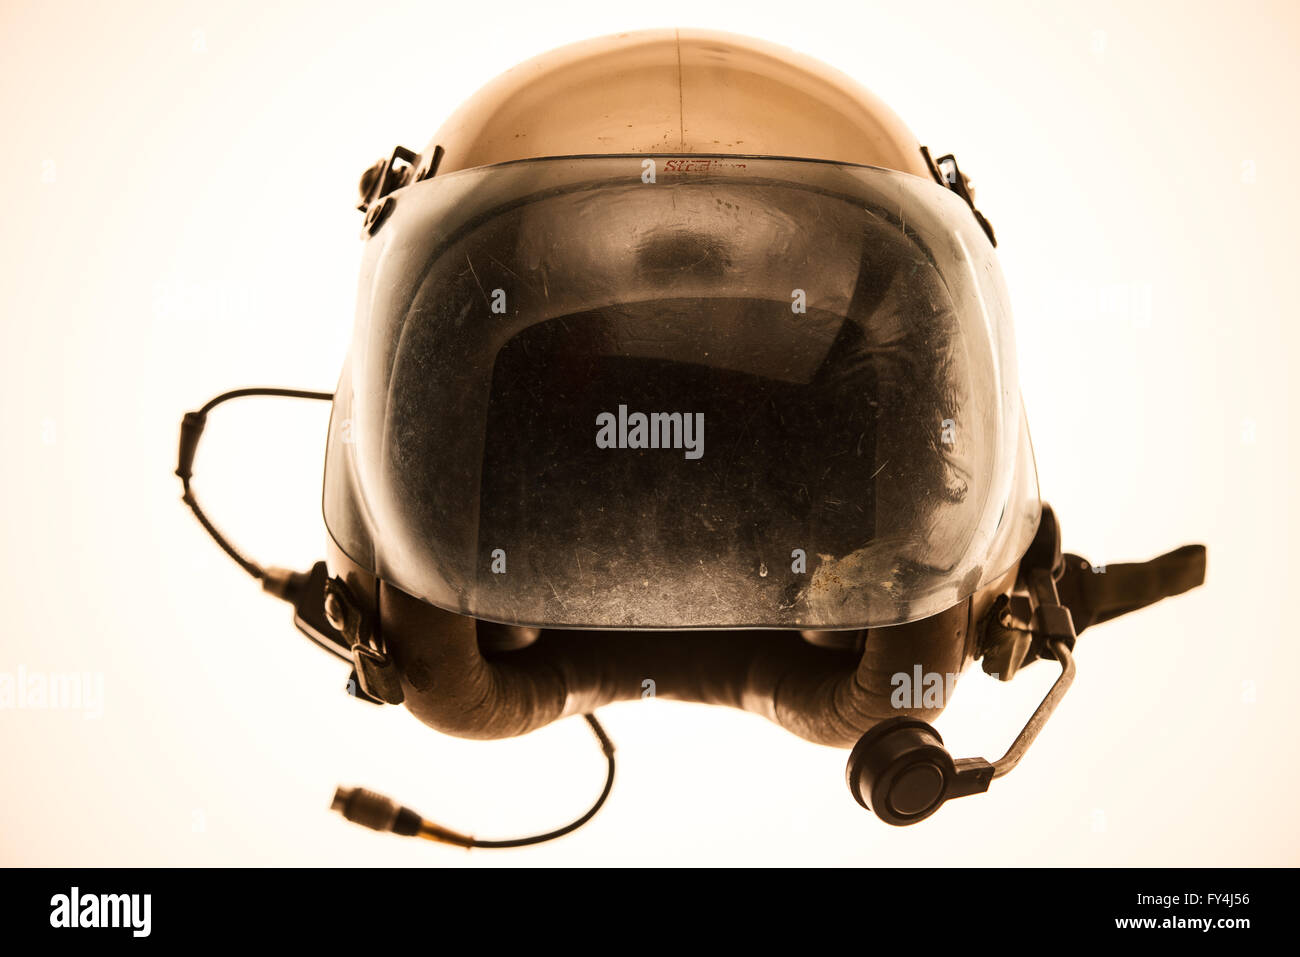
[324,156,1040,629]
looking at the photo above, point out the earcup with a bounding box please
[845,717,954,825]
[845,716,996,825]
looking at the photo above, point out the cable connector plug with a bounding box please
[330,786,474,847]
[330,787,424,837]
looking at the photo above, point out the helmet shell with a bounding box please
[427,29,933,178]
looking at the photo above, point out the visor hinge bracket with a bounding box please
[919,146,998,247]
[357,144,444,236]
[323,577,405,705]
[979,504,1078,680]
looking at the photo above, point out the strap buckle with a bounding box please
[323,577,405,705]
[980,504,1077,680]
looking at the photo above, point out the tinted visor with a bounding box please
[326,155,1039,628]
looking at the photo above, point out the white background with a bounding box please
[1,0,1296,865]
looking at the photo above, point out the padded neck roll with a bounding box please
[382,581,972,748]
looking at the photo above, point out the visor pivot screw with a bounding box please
[362,196,394,238]
[323,589,348,633]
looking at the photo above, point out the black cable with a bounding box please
[180,482,266,580]
[461,714,615,849]
[332,713,617,849]
[194,386,335,418]
[176,387,333,583]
